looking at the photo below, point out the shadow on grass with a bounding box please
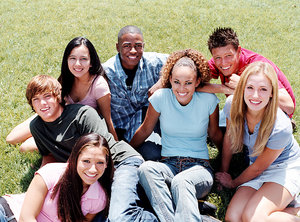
[209,146,249,221]
[20,157,42,192]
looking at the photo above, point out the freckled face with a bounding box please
[169,66,200,106]
[211,45,241,77]
[77,146,107,189]
[244,72,273,113]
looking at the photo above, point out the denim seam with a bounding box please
[143,169,174,222]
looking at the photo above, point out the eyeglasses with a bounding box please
[122,42,144,51]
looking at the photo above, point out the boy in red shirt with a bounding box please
[199,27,295,120]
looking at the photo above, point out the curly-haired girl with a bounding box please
[130,49,223,221]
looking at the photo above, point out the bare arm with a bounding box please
[19,137,38,152]
[216,147,284,188]
[224,74,240,90]
[130,103,160,148]
[19,174,48,222]
[207,105,223,152]
[6,114,37,145]
[196,83,234,95]
[278,88,294,116]
[148,78,162,97]
[97,94,118,141]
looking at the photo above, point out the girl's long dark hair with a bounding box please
[57,37,105,105]
[51,133,114,221]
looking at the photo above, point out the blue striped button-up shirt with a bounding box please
[103,52,168,141]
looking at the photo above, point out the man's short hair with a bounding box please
[26,75,62,110]
[117,25,144,43]
[207,27,239,53]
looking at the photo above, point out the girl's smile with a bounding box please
[244,72,273,114]
[170,66,200,106]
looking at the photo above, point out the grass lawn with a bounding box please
[0,0,299,220]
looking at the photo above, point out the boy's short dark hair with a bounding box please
[26,75,62,110]
[117,25,144,43]
[207,27,239,53]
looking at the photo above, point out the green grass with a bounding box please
[0,0,299,220]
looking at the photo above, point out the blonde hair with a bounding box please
[161,49,211,88]
[229,61,278,156]
[26,75,62,110]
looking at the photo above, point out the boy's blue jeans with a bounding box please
[138,157,214,222]
[0,205,7,222]
[108,156,158,222]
